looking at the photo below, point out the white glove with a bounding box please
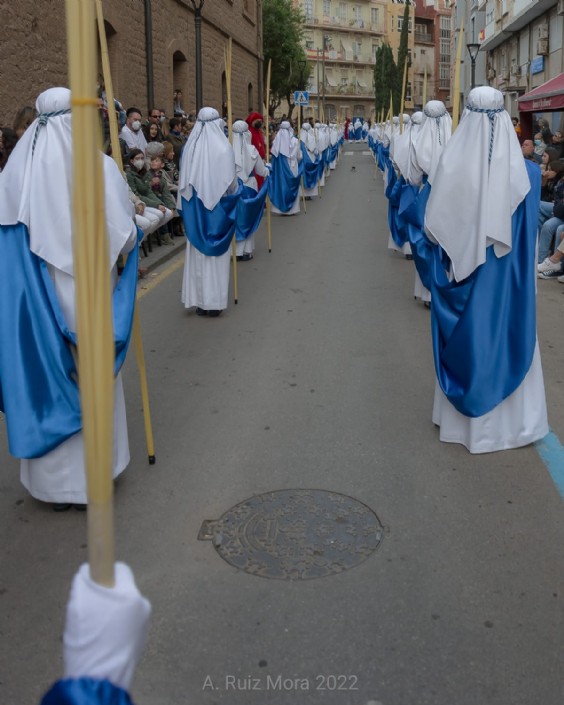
[63,563,151,691]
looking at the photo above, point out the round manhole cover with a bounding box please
[198,489,384,580]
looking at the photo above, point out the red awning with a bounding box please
[518,72,564,112]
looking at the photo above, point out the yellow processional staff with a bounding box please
[95,0,156,466]
[452,19,465,131]
[265,59,273,252]
[65,0,115,586]
[224,37,239,304]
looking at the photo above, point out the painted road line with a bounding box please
[535,430,564,499]
[137,255,184,301]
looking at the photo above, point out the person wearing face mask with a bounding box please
[126,149,175,242]
[245,112,267,188]
[119,107,148,153]
[533,132,547,162]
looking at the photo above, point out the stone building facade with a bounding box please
[1,0,263,127]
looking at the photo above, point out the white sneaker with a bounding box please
[537,257,561,272]
[558,275,564,283]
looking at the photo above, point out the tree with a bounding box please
[395,0,411,114]
[263,0,309,118]
[373,43,396,116]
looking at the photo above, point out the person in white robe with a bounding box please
[178,107,239,315]
[299,122,319,198]
[0,87,136,509]
[270,121,302,216]
[411,101,452,303]
[232,120,269,259]
[424,86,548,453]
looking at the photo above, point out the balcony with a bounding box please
[304,15,384,34]
[415,31,433,43]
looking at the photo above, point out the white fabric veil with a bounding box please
[300,123,317,156]
[232,120,258,181]
[413,100,452,185]
[406,111,424,185]
[0,87,134,275]
[271,121,298,159]
[425,86,531,282]
[177,107,235,211]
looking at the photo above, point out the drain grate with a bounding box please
[198,489,384,580]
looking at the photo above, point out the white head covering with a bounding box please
[300,123,317,156]
[391,121,411,178]
[0,86,134,275]
[271,121,297,159]
[425,86,530,282]
[406,111,424,185]
[177,107,235,210]
[232,120,258,180]
[414,100,452,185]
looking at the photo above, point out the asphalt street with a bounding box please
[1,143,563,705]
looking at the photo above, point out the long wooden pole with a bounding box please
[452,19,465,131]
[224,38,238,304]
[265,59,272,253]
[399,57,408,134]
[66,0,114,586]
[95,0,155,464]
[298,105,306,213]
[422,65,427,107]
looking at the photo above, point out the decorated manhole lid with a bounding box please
[198,489,384,580]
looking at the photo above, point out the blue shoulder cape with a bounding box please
[300,143,320,190]
[268,154,303,213]
[180,183,243,256]
[41,678,134,705]
[409,159,540,417]
[235,178,269,241]
[0,223,138,459]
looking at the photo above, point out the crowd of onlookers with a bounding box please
[517,116,564,280]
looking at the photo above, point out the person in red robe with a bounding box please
[344,117,351,141]
[245,112,267,188]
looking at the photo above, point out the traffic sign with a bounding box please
[294,91,309,106]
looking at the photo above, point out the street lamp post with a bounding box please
[466,43,480,90]
[190,0,206,112]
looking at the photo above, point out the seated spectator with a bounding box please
[162,141,179,193]
[126,148,174,245]
[537,171,564,269]
[0,127,17,171]
[541,160,564,202]
[533,132,547,162]
[145,141,164,168]
[147,152,183,240]
[550,130,564,158]
[12,105,37,139]
[143,122,162,143]
[522,139,535,160]
[120,107,147,152]
[167,118,185,168]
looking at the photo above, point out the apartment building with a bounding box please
[477,0,564,128]
[412,0,453,110]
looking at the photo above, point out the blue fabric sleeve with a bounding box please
[41,678,134,705]
[236,179,269,241]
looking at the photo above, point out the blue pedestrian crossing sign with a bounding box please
[294,91,309,106]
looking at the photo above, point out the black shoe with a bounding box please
[405,254,414,260]
[196,307,208,316]
[239,253,253,262]
[73,504,87,511]
[424,301,431,309]
[208,310,221,317]
[53,503,72,512]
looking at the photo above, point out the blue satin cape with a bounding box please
[408,159,540,417]
[0,223,138,459]
[180,184,242,256]
[235,178,269,241]
[268,154,303,213]
[300,144,320,190]
[41,678,134,705]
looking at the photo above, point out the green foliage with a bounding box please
[263,0,310,116]
[395,0,411,113]
[373,43,396,116]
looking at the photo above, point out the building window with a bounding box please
[397,17,412,32]
[439,63,450,89]
[303,0,313,21]
[323,0,331,16]
[406,81,412,100]
[371,8,379,24]
[339,2,347,20]
[306,39,314,49]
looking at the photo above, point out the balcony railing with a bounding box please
[304,15,384,33]
[415,31,433,43]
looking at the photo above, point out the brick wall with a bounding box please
[0,0,262,127]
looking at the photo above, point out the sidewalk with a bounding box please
[137,231,185,278]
